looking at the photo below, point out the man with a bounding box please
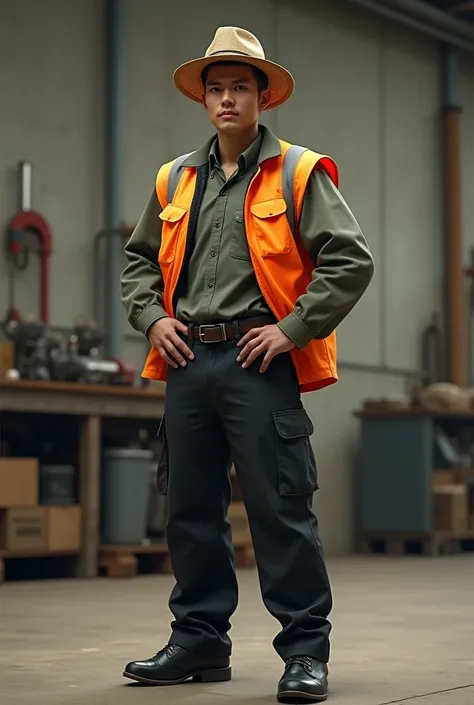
[121,26,373,703]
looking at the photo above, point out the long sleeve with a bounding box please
[277,168,374,349]
[120,187,169,336]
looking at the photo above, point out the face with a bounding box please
[202,64,270,133]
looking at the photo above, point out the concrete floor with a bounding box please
[1,556,473,705]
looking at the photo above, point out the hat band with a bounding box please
[207,49,260,59]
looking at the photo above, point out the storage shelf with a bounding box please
[356,407,474,420]
[100,541,168,555]
[99,533,252,553]
[361,530,474,540]
[0,549,81,558]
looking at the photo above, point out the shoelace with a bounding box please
[154,644,180,661]
[286,655,313,673]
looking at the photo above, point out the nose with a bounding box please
[221,90,235,106]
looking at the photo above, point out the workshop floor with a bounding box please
[1,556,473,705]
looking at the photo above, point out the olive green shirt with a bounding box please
[121,125,374,350]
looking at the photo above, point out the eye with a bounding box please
[236,85,247,91]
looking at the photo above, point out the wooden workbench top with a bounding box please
[0,378,165,398]
[0,378,165,418]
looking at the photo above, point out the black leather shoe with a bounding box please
[123,644,231,685]
[277,656,328,702]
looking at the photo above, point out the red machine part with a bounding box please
[7,210,53,324]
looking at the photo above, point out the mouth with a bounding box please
[219,111,238,118]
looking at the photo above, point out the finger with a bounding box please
[236,327,262,347]
[173,320,189,336]
[159,347,179,369]
[241,343,266,368]
[259,350,275,373]
[170,332,195,360]
[237,335,263,362]
[164,341,187,367]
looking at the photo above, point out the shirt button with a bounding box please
[210,250,217,257]
[220,190,225,197]
[210,171,215,179]
[215,221,220,228]
[207,281,214,288]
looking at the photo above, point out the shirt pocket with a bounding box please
[230,209,251,261]
[249,198,291,257]
[158,204,188,264]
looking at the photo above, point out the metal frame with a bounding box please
[346,0,474,51]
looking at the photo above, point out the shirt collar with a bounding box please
[182,124,282,169]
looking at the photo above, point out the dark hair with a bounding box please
[201,61,269,92]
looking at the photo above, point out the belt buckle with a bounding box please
[198,323,227,343]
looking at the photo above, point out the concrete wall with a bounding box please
[1,0,473,553]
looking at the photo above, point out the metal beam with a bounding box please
[104,0,126,358]
[346,0,474,52]
[450,1,474,12]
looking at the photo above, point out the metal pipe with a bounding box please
[441,43,467,387]
[19,161,32,211]
[104,0,125,358]
[345,0,474,52]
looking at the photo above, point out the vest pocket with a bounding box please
[158,204,188,263]
[273,408,318,496]
[250,198,291,257]
[156,415,169,495]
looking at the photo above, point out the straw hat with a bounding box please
[173,27,295,110]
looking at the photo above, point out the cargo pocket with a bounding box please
[156,416,169,495]
[273,408,318,496]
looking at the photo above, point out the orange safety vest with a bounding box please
[141,139,339,394]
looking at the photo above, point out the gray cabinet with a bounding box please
[357,410,474,536]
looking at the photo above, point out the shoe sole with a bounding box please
[123,666,232,686]
[277,689,328,703]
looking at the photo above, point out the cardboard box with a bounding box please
[0,505,82,553]
[0,341,14,376]
[433,469,466,487]
[228,501,251,544]
[0,458,39,508]
[433,485,469,533]
[46,506,82,551]
[1,507,46,552]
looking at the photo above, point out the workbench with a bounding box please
[0,379,165,578]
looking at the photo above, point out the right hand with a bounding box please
[148,318,194,368]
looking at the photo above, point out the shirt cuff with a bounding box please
[277,312,314,350]
[134,306,169,337]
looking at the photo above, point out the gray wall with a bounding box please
[1,0,473,553]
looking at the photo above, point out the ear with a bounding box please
[259,89,271,111]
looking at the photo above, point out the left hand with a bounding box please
[236,324,295,373]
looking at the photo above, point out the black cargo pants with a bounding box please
[156,334,333,663]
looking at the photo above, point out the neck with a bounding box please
[217,124,259,166]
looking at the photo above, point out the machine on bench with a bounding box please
[4,318,134,386]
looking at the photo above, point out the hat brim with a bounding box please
[173,53,294,110]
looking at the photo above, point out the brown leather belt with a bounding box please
[187,316,273,344]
